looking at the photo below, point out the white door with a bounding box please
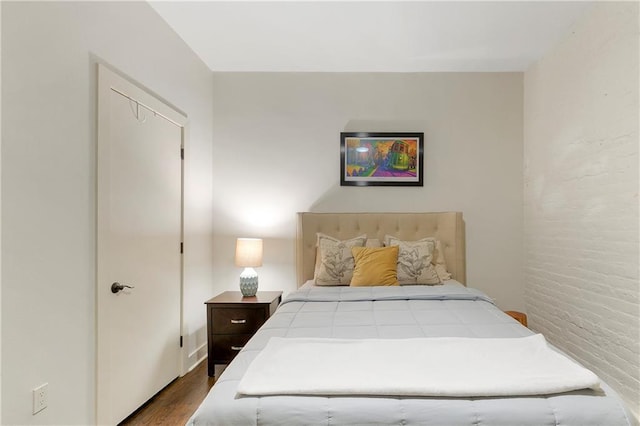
[96,64,185,425]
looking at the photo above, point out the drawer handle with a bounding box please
[231,346,244,351]
[230,319,246,324]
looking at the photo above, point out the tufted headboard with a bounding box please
[296,212,466,287]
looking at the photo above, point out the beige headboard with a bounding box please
[296,212,466,287]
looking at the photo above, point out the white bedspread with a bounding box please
[237,334,600,397]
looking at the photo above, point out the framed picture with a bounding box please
[340,132,424,186]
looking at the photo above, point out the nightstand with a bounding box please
[205,290,282,377]
[505,310,528,327]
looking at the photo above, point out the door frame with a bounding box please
[96,63,187,425]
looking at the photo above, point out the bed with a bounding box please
[187,212,633,426]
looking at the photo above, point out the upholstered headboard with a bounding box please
[296,212,466,287]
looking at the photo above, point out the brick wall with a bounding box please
[524,2,639,418]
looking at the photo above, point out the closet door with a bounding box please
[96,64,185,425]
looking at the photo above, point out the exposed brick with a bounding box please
[524,2,639,419]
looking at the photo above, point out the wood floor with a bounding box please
[119,360,215,425]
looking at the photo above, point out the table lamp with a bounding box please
[235,238,263,297]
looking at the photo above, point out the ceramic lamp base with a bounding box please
[239,267,258,297]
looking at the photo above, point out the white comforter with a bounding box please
[237,334,600,397]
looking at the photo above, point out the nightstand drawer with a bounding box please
[213,307,265,334]
[212,334,253,362]
[206,290,283,377]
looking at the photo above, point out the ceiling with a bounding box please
[148,1,593,72]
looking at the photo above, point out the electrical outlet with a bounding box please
[32,383,48,414]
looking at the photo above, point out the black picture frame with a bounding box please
[340,132,424,187]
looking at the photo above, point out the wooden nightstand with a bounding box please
[505,310,528,327]
[205,290,282,377]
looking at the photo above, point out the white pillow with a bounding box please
[365,238,382,248]
[384,235,452,282]
[385,235,440,285]
[314,233,367,286]
[431,239,452,281]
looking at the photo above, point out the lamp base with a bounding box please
[239,267,258,297]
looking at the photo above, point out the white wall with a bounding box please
[1,2,213,424]
[211,72,524,310]
[524,2,639,419]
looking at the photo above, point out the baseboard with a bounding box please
[187,352,207,373]
[189,342,207,360]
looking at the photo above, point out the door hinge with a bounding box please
[180,147,184,160]
[180,336,183,348]
[180,242,183,254]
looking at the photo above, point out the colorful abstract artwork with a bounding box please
[340,132,424,186]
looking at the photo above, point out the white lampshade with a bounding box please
[235,238,263,268]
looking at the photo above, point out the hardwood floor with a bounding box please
[119,360,215,425]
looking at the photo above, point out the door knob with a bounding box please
[111,282,134,293]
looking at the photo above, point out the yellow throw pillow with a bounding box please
[350,246,399,287]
